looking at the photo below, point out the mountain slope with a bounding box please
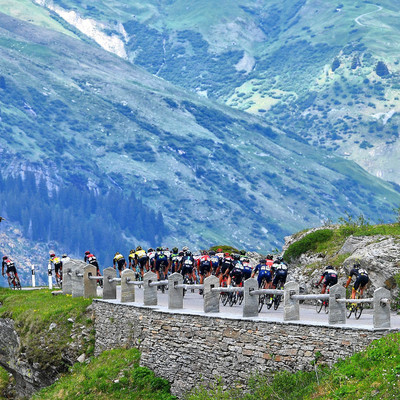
[0,10,399,262]
[34,0,400,185]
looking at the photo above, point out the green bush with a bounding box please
[283,229,334,262]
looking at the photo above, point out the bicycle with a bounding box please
[55,271,63,288]
[346,289,363,319]
[273,279,285,310]
[7,271,21,290]
[258,277,270,312]
[315,286,330,314]
[220,275,230,306]
[182,273,194,297]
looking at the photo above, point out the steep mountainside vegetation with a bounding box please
[32,0,400,185]
[0,4,400,280]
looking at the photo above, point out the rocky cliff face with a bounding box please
[0,308,94,398]
[284,229,400,300]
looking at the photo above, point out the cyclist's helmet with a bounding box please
[243,258,249,262]
[50,253,56,257]
[266,254,273,260]
[156,247,162,252]
[240,250,246,255]
[85,251,90,255]
[130,249,135,254]
[260,259,266,264]
[115,252,120,256]
[147,248,154,252]
[136,246,142,251]
[172,247,178,253]
[182,246,189,252]
[325,265,333,270]
[62,254,68,258]
[233,253,240,260]
[186,251,192,256]
[179,251,184,256]
[209,250,216,256]
[277,256,284,262]
[353,262,361,268]
[2,256,7,260]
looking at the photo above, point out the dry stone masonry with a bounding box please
[93,300,393,398]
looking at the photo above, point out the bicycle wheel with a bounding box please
[355,303,363,319]
[316,299,323,313]
[274,295,281,310]
[238,292,244,305]
[324,301,329,314]
[229,292,236,307]
[266,296,274,309]
[221,293,229,306]
[16,279,21,290]
[8,276,13,289]
[258,294,265,313]
[346,304,354,318]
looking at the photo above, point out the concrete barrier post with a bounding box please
[329,284,346,325]
[373,287,391,329]
[121,269,135,303]
[83,264,97,298]
[168,273,184,309]
[72,265,85,298]
[144,271,158,306]
[103,267,117,300]
[284,281,299,321]
[64,260,86,295]
[204,275,220,313]
[243,278,258,318]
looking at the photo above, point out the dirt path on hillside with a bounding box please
[355,4,383,27]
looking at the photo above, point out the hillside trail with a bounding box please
[354,4,383,27]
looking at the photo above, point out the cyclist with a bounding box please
[113,252,126,276]
[61,253,70,266]
[227,254,244,287]
[241,257,253,281]
[219,252,234,286]
[147,248,156,271]
[209,250,221,276]
[2,256,20,283]
[272,256,288,288]
[180,251,196,283]
[345,263,369,299]
[198,250,212,287]
[154,247,169,281]
[316,265,338,294]
[50,253,63,284]
[84,251,101,276]
[170,247,180,273]
[252,258,273,289]
[134,246,148,277]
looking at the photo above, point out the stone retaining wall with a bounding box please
[93,300,394,398]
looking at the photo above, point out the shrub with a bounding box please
[283,229,334,262]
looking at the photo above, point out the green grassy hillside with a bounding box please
[31,0,400,185]
[0,8,400,260]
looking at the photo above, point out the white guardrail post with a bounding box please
[243,278,258,318]
[143,271,158,306]
[121,269,136,303]
[283,281,299,321]
[103,267,117,300]
[329,284,346,325]
[48,263,53,290]
[31,265,36,288]
[83,264,97,298]
[168,272,184,309]
[373,287,391,329]
[204,275,219,313]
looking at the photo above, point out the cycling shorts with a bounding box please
[116,259,125,270]
[324,275,338,287]
[273,270,287,287]
[6,265,16,274]
[155,260,168,271]
[199,262,211,275]
[230,272,243,286]
[54,262,62,274]
[181,265,193,276]
[354,274,369,290]
[258,271,272,285]
[138,256,148,268]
